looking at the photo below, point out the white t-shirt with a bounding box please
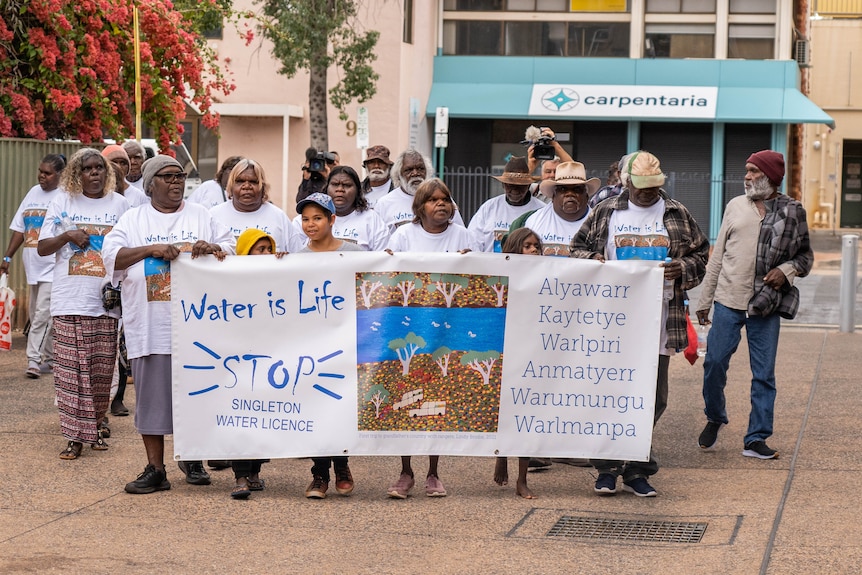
[364,180,392,208]
[373,187,465,230]
[387,222,480,253]
[10,184,61,284]
[120,186,149,208]
[468,194,546,252]
[294,209,391,251]
[524,204,591,257]
[606,199,671,354]
[187,179,227,209]
[210,201,303,253]
[126,177,144,191]
[39,192,131,317]
[101,202,235,359]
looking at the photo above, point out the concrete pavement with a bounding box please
[1,230,860,574]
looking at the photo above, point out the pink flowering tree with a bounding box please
[0,0,235,149]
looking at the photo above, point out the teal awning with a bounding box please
[426,57,835,127]
[715,87,834,126]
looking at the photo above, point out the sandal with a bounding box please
[99,417,111,438]
[230,484,251,500]
[60,441,83,460]
[248,478,265,491]
[91,431,109,451]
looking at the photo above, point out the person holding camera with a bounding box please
[298,147,339,203]
[523,127,573,202]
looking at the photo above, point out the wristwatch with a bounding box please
[2,257,10,263]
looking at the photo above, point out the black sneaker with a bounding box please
[594,473,617,495]
[698,421,723,450]
[742,441,778,460]
[178,460,212,485]
[622,477,657,497]
[125,465,171,494]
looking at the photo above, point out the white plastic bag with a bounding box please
[0,273,16,351]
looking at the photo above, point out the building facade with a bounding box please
[200,1,831,237]
[803,0,862,229]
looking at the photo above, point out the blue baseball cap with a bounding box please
[297,192,335,216]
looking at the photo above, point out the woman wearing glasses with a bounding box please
[37,148,131,460]
[102,155,235,494]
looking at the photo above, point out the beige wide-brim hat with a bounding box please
[492,156,539,185]
[553,161,601,197]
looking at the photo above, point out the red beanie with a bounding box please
[747,150,785,187]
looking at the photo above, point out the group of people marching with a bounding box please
[3,139,811,502]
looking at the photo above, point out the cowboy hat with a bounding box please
[553,161,601,197]
[492,156,538,186]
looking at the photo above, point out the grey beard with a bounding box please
[744,177,773,200]
[369,168,389,182]
[402,178,424,196]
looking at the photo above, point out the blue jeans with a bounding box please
[702,302,781,445]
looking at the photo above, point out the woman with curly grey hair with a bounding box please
[37,148,131,460]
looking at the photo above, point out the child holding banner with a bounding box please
[228,228,278,500]
[492,228,544,499]
[297,193,361,499]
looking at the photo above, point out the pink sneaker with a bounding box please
[387,473,415,499]
[425,475,447,497]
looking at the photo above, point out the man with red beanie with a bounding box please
[695,150,813,459]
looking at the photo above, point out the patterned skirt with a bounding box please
[53,315,118,444]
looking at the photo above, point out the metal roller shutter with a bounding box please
[640,122,712,232]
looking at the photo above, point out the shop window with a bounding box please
[645,24,714,58]
[444,20,503,55]
[729,0,775,13]
[728,24,774,59]
[444,0,504,9]
[646,0,715,12]
[567,22,630,57]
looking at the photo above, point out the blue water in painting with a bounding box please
[357,306,506,364]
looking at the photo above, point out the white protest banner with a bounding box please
[171,252,662,462]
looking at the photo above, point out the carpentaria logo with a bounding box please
[541,88,580,112]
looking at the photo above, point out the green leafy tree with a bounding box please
[388,332,426,376]
[484,276,508,307]
[356,273,384,308]
[426,274,470,308]
[254,0,380,150]
[431,346,453,377]
[460,350,501,386]
[364,384,390,418]
[381,273,423,307]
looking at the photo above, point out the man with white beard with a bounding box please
[373,148,464,230]
[695,150,813,461]
[360,145,395,208]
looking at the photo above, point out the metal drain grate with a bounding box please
[546,516,707,543]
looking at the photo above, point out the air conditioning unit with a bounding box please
[795,39,811,68]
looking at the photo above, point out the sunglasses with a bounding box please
[155,172,188,183]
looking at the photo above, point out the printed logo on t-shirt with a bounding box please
[613,233,669,261]
[23,209,46,247]
[144,242,193,301]
[66,224,112,277]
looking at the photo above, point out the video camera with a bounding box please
[521,125,556,161]
[305,148,338,174]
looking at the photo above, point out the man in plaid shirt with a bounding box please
[570,150,709,498]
